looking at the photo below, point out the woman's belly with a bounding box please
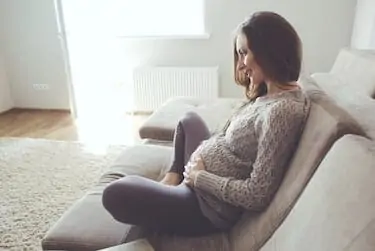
[191,136,251,179]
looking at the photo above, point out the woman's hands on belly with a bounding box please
[183,156,206,187]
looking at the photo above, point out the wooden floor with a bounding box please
[0,108,147,145]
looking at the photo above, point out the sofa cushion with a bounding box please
[260,135,375,251]
[99,144,173,184]
[141,138,174,148]
[329,48,375,98]
[139,97,242,141]
[42,145,173,251]
[343,219,375,251]
[229,77,365,251]
[312,73,375,140]
[148,232,229,251]
[98,239,155,251]
[42,188,132,251]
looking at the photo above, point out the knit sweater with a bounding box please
[191,88,311,229]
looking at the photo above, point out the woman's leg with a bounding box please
[162,112,211,184]
[102,175,219,236]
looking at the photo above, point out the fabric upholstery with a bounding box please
[98,233,229,251]
[343,219,375,251]
[312,72,375,140]
[260,135,375,251]
[99,144,173,184]
[141,139,173,148]
[148,232,229,251]
[98,239,155,251]
[42,145,173,251]
[139,97,242,141]
[311,48,375,140]
[41,189,131,251]
[229,77,364,251]
[329,48,375,98]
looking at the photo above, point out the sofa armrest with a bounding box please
[98,239,154,251]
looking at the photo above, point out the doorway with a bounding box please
[54,0,138,149]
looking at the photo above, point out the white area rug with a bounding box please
[0,138,126,250]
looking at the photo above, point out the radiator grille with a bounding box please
[132,67,219,111]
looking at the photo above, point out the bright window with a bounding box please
[61,0,206,38]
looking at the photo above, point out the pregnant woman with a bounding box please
[102,11,311,236]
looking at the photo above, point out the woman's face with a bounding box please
[236,33,265,86]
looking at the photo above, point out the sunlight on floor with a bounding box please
[62,8,146,156]
[64,34,140,156]
[74,114,145,154]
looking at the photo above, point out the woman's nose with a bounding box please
[242,58,248,67]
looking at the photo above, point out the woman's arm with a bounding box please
[194,102,305,211]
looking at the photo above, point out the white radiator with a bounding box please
[132,67,219,112]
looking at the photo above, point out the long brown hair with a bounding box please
[234,12,302,101]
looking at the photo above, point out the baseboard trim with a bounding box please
[1,108,151,117]
[2,108,71,114]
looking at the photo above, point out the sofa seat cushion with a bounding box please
[42,145,173,251]
[99,144,173,184]
[139,97,242,141]
[260,135,375,251]
[98,239,155,251]
[229,76,365,251]
[147,232,229,251]
[42,187,132,251]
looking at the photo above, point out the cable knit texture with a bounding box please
[191,89,311,229]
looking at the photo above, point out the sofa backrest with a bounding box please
[311,48,375,140]
[229,76,365,251]
[329,48,375,98]
[260,135,375,251]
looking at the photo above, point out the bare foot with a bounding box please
[160,172,182,186]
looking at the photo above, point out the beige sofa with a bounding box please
[42,48,375,251]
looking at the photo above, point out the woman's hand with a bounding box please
[183,157,206,187]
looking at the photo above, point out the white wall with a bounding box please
[117,0,357,97]
[0,0,357,109]
[0,53,13,113]
[351,0,375,49]
[0,5,14,113]
[0,0,70,109]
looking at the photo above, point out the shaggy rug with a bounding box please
[0,138,126,251]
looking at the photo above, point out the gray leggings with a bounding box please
[102,112,220,236]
